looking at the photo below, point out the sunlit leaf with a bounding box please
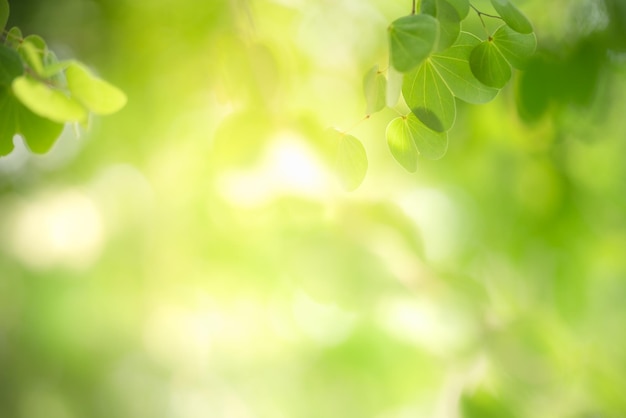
[0,44,23,87]
[0,0,8,32]
[406,113,448,159]
[386,116,418,172]
[386,63,403,107]
[388,14,438,73]
[363,65,387,115]
[66,62,127,115]
[403,61,456,132]
[469,41,511,89]
[335,133,368,191]
[490,0,533,34]
[492,25,536,69]
[18,35,47,76]
[431,32,499,104]
[12,75,87,123]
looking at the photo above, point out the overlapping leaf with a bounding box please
[66,62,127,115]
[363,65,387,115]
[491,25,536,69]
[0,0,8,32]
[422,0,463,51]
[335,133,368,191]
[0,44,23,87]
[388,14,438,72]
[490,0,533,34]
[12,75,87,123]
[386,63,403,107]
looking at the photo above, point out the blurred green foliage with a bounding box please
[1,0,626,417]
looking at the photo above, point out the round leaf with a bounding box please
[363,65,387,115]
[447,0,470,18]
[66,62,127,115]
[491,25,536,69]
[335,133,368,191]
[12,75,87,123]
[5,26,22,49]
[0,0,8,32]
[386,63,403,107]
[430,32,499,104]
[18,35,47,76]
[490,0,533,34]
[17,101,64,154]
[388,14,438,73]
[434,0,462,51]
[469,41,511,89]
[0,44,24,87]
[406,113,448,159]
[403,61,456,132]
[386,116,418,172]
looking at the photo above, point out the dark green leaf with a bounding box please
[386,116,418,172]
[388,14,438,73]
[363,65,387,115]
[430,32,499,104]
[490,0,533,34]
[0,0,8,32]
[403,60,456,132]
[406,113,448,159]
[12,75,87,123]
[66,62,127,115]
[335,133,368,191]
[0,44,23,87]
[17,100,64,154]
[469,40,511,88]
[5,27,22,48]
[491,25,537,69]
[0,87,17,156]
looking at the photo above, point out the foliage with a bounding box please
[0,0,125,156]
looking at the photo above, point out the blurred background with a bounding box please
[1,0,626,417]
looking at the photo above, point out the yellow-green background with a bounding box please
[1,0,626,417]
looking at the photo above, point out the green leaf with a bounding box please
[421,0,462,52]
[406,113,448,159]
[388,14,438,73]
[42,51,72,79]
[469,41,511,89]
[491,25,536,69]
[0,87,17,156]
[363,65,387,115]
[447,0,470,18]
[386,116,418,172]
[0,0,8,32]
[5,27,22,48]
[386,63,403,107]
[12,75,87,123]
[66,62,127,115]
[18,35,47,76]
[430,32,499,104]
[403,60,456,132]
[0,44,23,87]
[335,133,368,191]
[490,0,533,34]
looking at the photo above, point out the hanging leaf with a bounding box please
[4,26,22,49]
[335,133,368,191]
[18,35,47,76]
[12,75,87,123]
[491,25,536,69]
[363,65,387,115]
[0,44,23,87]
[386,116,418,172]
[386,63,403,107]
[469,41,511,89]
[406,113,448,159]
[490,0,533,34]
[447,0,470,19]
[403,61,456,132]
[421,0,462,52]
[0,87,16,156]
[430,32,499,104]
[0,0,8,32]
[66,62,127,115]
[388,14,438,73]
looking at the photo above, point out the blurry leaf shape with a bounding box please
[66,62,127,115]
[447,0,470,18]
[492,25,537,69]
[0,86,63,155]
[461,389,518,418]
[0,0,7,32]
[490,0,533,34]
[430,32,499,104]
[18,35,47,76]
[335,133,368,191]
[406,112,448,159]
[403,60,456,132]
[386,116,418,172]
[386,63,403,107]
[5,26,22,48]
[422,0,462,51]
[42,51,72,79]
[12,75,87,123]
[388,14,438,73]
[0,44,23,87]
[363,65,387,115]
[469,40,511,88]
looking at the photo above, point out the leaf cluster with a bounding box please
[0,0,126,156]
[334,0,536,190]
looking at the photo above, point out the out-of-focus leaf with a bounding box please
[490,0,533,34]
[386,116,418,172]
[388,14,438,72]
[18,35,47,76]
[4,26,22,48]
[363,65,387,115]
[447,0,470,18]
[0,87,17,156]
[12,75,87,123]
[66,62,127,115]
[0,0,8,32]
[469,40,511,88]
[386,63,403,107]
[335,133,368,191]
[0,44,23,87]
[492,25,537,69]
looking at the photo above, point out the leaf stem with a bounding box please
[412,0,416,15]
[470,4,502,38]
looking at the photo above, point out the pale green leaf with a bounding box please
[430,32,499,104]
[0,44,23,87]
[386,63,403,107]
[66,62,127,115]
[363,65,387,115]
[490,0,533,34]
[469,41,511,89]
[12,75,87,123]
[406,113,448,159]
[18,35,47,76]
[422,0,462,52]
[403,61,456,132]
[0,0,8,32]
[388,14,438,73]
[335,133,368,191]
[386,116,418,172]
[492,25,536,69]
[447,0,470,18]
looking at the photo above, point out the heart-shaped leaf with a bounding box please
[469,40,511,89]
[491,25,536,69]
[386,116,418,172]
[0,44,24,87]
[66,62,127,115]
[0,0,8,32]
[490,0,533,34]
[335,133,368,191]
[403,60,456,132]
[430,32,499,104]
[406,113,448,159]
[388,14,438,73]
[363,65,387,115]
[12,75,87,123]
[5,27,22,49]
[18,35,47,76]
